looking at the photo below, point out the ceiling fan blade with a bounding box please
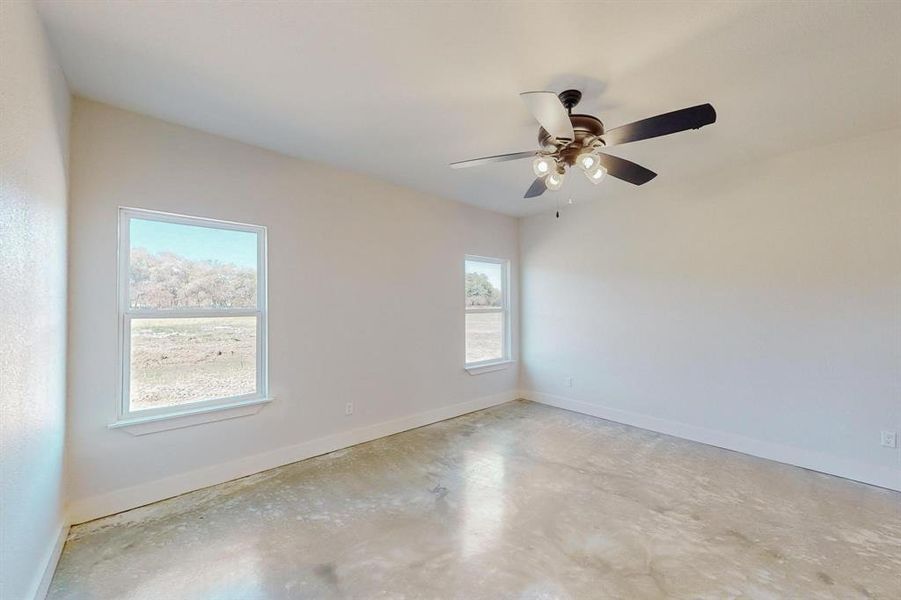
[597,153,657,186]
[603,103,716,146]
[520,91,575,141]
[523,177,547,198]
[450,151,535,169]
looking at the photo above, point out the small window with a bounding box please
[118,208,267,419]
[464,256,510,366]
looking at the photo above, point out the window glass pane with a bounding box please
[465,260,503,308]
[129,218,258,309]
[129,317,256,411]
[465,312,504,364]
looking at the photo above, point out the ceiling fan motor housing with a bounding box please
[538,114,606,164]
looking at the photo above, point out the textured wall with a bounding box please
[66,99,519,520]
[519,128,901,490]
[0,2,71,598]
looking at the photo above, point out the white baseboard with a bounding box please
[68,391,516,524]
[521,390,901,492]
[31,521,69,600]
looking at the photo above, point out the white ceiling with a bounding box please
[36,1,901,217]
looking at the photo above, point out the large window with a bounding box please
[118,208,267,420]
[465,256,510,366]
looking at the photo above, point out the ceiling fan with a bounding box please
[450,89,716,198]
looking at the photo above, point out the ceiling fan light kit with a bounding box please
[450,88,716,199]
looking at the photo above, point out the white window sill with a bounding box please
[465,360,515,375]
[108,397,274,436]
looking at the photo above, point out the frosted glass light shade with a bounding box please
[545,170,565,191]
[585,164,608,184]
[532,156,555,177]
[576,152,600,172]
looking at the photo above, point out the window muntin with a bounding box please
[119,208,267,418]
[465,256,510,366]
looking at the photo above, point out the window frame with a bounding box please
[464,254,512,368]
[116,207,269,423]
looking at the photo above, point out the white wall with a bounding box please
[0,2,71,598]
[520,128,901,491]
[66,99,519,522]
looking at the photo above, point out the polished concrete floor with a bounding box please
[50,400,900,599]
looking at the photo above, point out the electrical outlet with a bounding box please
[880,431,897,449]
[564,376,573,388]
[345,402,354,416]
